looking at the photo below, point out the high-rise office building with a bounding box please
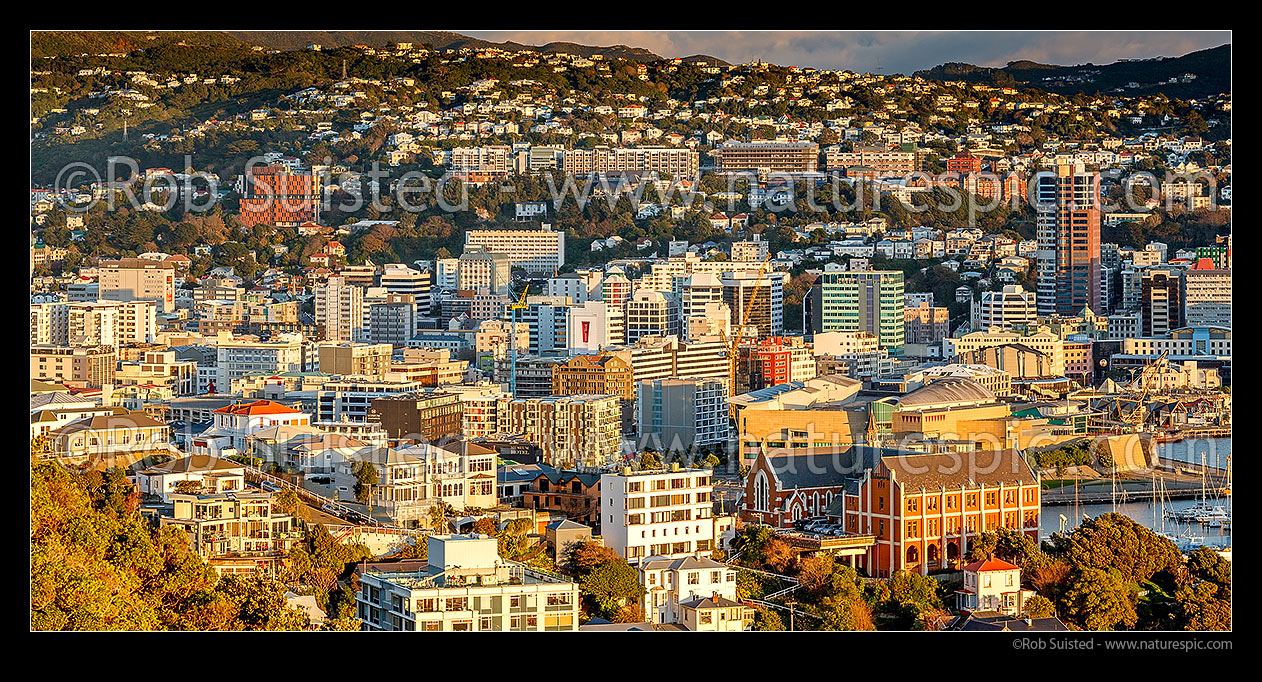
[625,290,681,344]
[722,272,785,338]
[810,266,905,354]
[1141,269,1183,337]
[1036,163,1101,316]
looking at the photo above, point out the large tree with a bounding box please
[1059,567,1138,631]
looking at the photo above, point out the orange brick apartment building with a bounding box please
[238,165,318,228]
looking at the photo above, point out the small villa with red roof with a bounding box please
[188,399,310,457]
[956,556,1035,616]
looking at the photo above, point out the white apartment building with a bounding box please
[434,258,460,290]
[601,465,717,563]
[463,224,565,275]
[315,276,366,343]
[31,300,156,347]
[215,333,308,394]
[731,234,770,263]
[357,534,580,632]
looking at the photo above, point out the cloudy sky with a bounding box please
[463,31,1230,74]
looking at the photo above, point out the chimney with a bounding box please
[623,466,632,476]
[671,462,680,473]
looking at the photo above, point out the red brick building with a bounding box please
[523,469,603,530]
[741,447,887,528]
[832,450,1040,577]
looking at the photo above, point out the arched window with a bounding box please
[791,502,802,522]
[927,544,940,566]
[811,492,820,516]
[946,541,959,561]
[906,545,919,565]
[754,472,769,512]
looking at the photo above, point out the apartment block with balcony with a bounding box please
[601,465,716,563]
[356,534,580,631]
[157,490,299,575]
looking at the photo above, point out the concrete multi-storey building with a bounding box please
[502,394,623,467]
[31,344,116,387]
[31,300,156,347]
[562,146,699,177]
[730,234,770,263]
[318,342,394,379]
[99,258,176,313]
[625,290,681,343]
[457,248,513,295]
[601,465,717,562]
[215,334,308,394]
[976,285,1038,331]
[635,378,731,453]
[356,534,580,631]
[1035,163,1101,316]
[711,141,819,174]
[447,146,514,181]
[315,379,428,423]
[463,225,564,275]
[825,146,917,176]
[369,294,418,346]
[1181,265,1231,328]
[367,393,464,444]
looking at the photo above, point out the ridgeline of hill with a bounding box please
[914,44,1230,99]
[32,30,670,63]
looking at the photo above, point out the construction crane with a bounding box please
[1118,351,1169,427]
[506,286,531,396]
[720,254,774,397]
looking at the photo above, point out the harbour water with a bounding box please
[1154,437,1232,470]
[1040,438,1232,549]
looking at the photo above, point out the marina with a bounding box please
[1042,438,1232,551]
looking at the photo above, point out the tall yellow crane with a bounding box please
[721,254,774,397]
